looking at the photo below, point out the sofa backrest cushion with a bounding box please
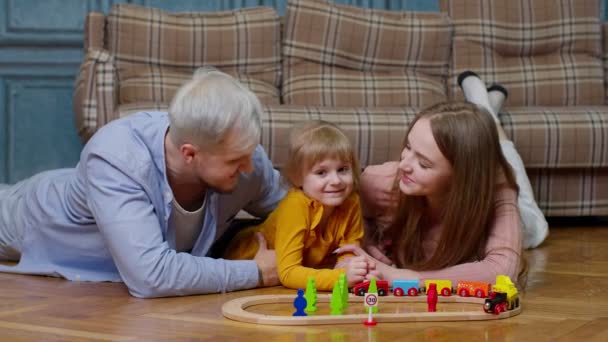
[441,0,604,106]
[604,23,608,104]
[282,0,452,107]
[106,4,281,105]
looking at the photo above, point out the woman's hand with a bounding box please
[365,244,393,265]
[336,244,420,284]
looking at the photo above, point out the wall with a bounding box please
[0,0,603,183]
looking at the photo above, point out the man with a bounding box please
[0,68,285,298]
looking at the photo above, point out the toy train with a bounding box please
[351,275,519,315]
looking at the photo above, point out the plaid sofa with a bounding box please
[73,0,608,217]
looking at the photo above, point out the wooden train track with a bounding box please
[222,294,521,325]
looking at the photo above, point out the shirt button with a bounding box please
[165,192,172,200]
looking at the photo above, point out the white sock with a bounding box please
[487,84,508,117]
[500,141,549,249]
[458,71,499,123]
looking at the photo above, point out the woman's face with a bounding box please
[398,118,453,201]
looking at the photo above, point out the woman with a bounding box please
[336,101,527,287]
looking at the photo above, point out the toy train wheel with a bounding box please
[408,288,418,296]
[475,289,485,298]
[459,289,469,297]
[357,288,366,296]
[378,288,387,296]
[394,288,404,296]
[493,305,501,315]
[515,298,520,308]
[441,288,451,296]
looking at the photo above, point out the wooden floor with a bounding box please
[1,224,607,341]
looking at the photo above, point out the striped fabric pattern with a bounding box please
[604,23,608,104]
[282,0,452,107]
[84,12,105,51]
[72,49,117,142]
[528,168,608,216]
[106,3,281,105]
[117,64,280,105]
[500,106,608,168]
[440,0,605,106]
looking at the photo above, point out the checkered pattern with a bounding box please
[604,23,608,104]
[84,12,105,50]
[73,49,118,142]
[107,3,281,103]
[440,0,604,106]
[282,0,452,107]
[528,168,608,216]
[117,64,280,106]
[500,106,608,168]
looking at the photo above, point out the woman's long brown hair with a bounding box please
[387,102,526,286]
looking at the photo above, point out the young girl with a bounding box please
[223,120,368,291]
[336,101,527,288]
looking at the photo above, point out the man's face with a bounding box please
[194,130,256,194]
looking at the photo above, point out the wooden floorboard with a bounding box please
[1,225,607,340]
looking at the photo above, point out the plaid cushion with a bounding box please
[528,169,608,216]
[440,0,604,106]
[118,64,280,106]
[604,23,608,104]
[73,49,118,142]
[500,106,608,168]
[282,0,452,107]
[106,3,281,102]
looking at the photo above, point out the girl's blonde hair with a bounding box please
[386,101,527,287]
[282,120,360,190]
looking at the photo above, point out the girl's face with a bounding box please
[398,118,453,201]
[301,158,354,208]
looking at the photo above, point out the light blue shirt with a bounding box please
[0,112,285,298]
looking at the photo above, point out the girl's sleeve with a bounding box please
[273,197,346,291]
[337,195,365,261]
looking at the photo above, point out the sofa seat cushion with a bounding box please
[106,3,281,102]
[260,104,419,168]
[282,0,452,107]
[118,65,280,106]
[501,106,608,168]
[441,0,604,106]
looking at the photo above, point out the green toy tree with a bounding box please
[330,281,344,315]
[339,273,349,309]
[304,277,317,313]
[367,277,379,313]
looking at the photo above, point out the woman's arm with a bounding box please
[389,186,522,284]
[337,185,523,285]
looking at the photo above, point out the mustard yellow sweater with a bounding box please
[223,189,364,291]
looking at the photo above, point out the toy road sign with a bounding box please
[364,293,378,307]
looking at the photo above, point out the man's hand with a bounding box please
[253,232,279,287]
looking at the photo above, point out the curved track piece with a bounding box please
[222,294,521,325]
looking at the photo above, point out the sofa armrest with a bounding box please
[73,49,117,142]
[84,12,106,51]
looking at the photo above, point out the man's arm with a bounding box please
[86,154,259,298]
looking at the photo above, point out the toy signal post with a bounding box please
[363,292,378,326]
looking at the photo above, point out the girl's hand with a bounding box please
[335,244,393,281]
[343,256,370,287]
